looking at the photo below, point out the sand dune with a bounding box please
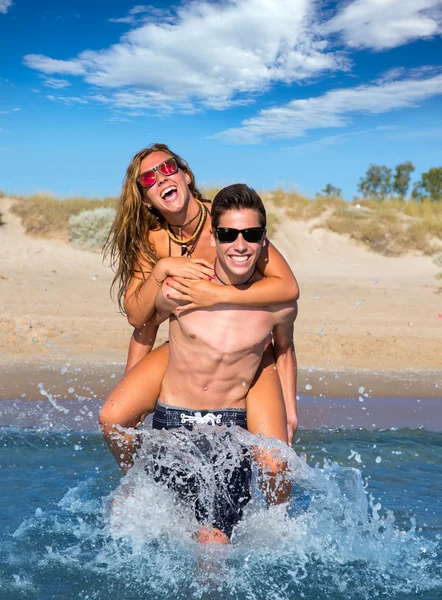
[1,196,441,397]
[272,215,442,371]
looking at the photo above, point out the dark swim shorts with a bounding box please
[150,401,251,538]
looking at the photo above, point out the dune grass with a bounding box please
[327,207,401,256]
[202,187,221,201]
[10,193,118,240]
[260,190,441,255]
[262,189,345,219]
[8,190,442,257]
[326,199,442,256]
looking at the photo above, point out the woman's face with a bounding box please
[139,151,192,217]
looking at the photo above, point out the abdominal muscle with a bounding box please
[159,309,270,411]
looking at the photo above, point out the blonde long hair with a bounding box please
[103,143,204,313]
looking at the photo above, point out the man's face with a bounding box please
[139,151,192,216]
[212,209,265,283]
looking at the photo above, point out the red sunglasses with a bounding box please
[137,157,179,188]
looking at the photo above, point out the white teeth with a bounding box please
[230,256,249,263]
[161,186,177,198]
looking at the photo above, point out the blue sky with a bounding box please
[1,0,442,200]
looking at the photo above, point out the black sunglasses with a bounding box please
[215,227,266,244]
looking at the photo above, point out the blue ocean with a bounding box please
[0,396,441,600]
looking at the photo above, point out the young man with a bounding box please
[151,183,298,543]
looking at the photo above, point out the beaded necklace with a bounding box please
[165,198,208,257]
[168,206,201,238]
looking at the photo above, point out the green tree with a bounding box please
[358,164,392,200]
[321,183,342,197]
[412,167,442,202]
[392,161,414,197]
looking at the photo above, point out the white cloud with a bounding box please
[287,125,402,152]
[43,77,71,89]
[22,0,442,115]
[325,0,442,50]
[24,54,86,76]
[379,126,442,140]
[0,107,20,114]
[89,89,199,114]
[106,115,135,123]
[24,0,348,112]
[215,73,442,143]
[0,0,13,15]
[374,65,441,84]
[109,4,172,25]
[47,95,88,105]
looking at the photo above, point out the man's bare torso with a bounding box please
[159,298,286,411]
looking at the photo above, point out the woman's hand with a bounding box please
[165,277,227,313]
[154,257,214,283]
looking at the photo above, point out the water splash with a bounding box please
[1,427,441,600]
[38,383,70,414]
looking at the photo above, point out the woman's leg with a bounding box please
[125,323,159,374]
[99,343,169,473]
[246,344,288,442]
[246,344,291,505]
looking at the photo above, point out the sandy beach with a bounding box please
[1,195,441,401]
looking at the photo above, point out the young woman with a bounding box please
[100,144,299,471]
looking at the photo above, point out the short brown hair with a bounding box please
[211,184,266,229]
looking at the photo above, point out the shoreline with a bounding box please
[1,359,441,400]
[1,395,440,432]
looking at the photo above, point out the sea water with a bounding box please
[0,399,441,600]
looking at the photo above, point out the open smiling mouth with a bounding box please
[229,255,251,264]
[160,186,178,201]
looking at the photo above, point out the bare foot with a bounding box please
[196,525,230,544]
